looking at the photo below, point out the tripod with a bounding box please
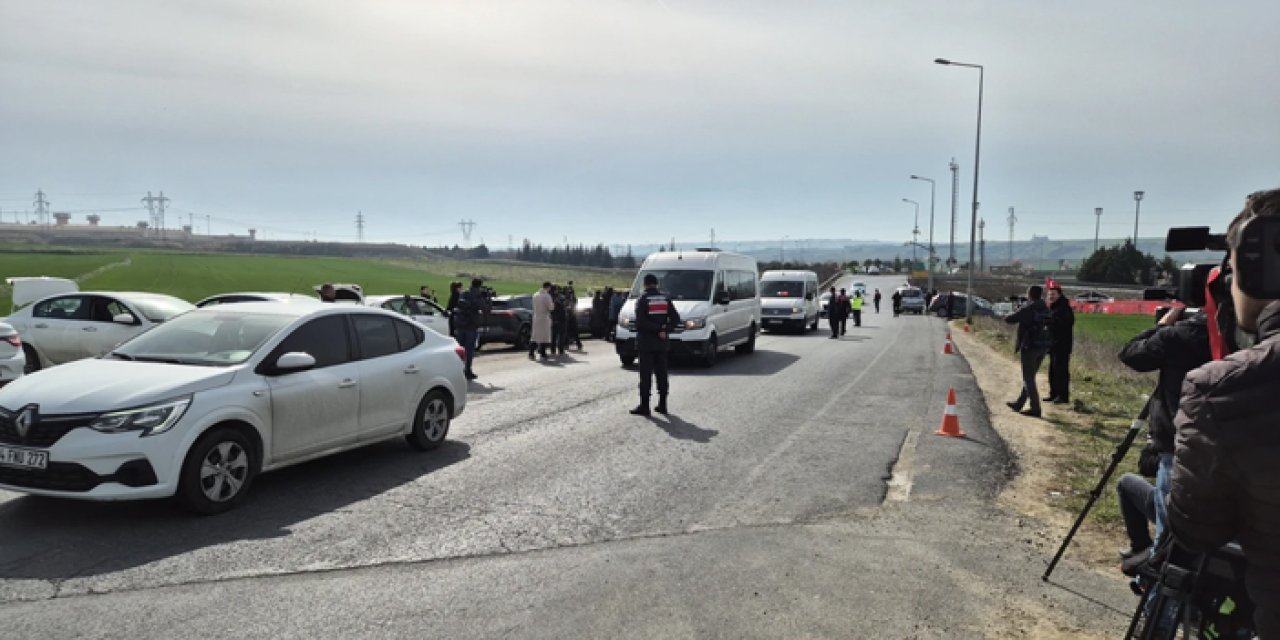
[1043,397,1152,581]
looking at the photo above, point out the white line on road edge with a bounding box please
[884,430,919,503]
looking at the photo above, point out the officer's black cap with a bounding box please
[643,274,658,285]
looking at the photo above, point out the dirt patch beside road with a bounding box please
[950,324,1124,571]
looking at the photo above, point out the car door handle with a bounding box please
[33,323,48,329]
[338,379,358,389]
[82,326,98,332]
[403,366,420,374]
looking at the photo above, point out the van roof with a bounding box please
[760,270,817,280]
[640,250,756,270]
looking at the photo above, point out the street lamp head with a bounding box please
[910,174,919,179]
[1134,190,1145,201]
[934,58,952,65]
[1095,207,1103,215]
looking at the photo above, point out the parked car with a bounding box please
[1075,290,1114,304]
[575,296,594,334]
[896,287,926,315]
[481,294,533,349]
[196,292,320,308]
[0,302,467,514]
[818,292,832,318]
[929,293,997,318]
[852,281,868,297]
[5,289,194,373]
[312,283,365,303]
[0,323,25,385]
[365,294,450,336]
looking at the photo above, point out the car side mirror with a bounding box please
[715,291,731,305]
[112,313,137,325]
[274,352,316,372]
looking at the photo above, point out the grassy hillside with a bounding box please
[0,249,637,311]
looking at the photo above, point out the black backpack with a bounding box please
[1029,307,1054,349]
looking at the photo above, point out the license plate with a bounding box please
[0,445,48,470]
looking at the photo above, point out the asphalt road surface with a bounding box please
[0,275,1130,638]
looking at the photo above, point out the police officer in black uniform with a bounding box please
[630,273,682,416]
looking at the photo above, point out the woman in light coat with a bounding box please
[530,282,555,360]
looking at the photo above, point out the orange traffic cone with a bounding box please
[943,332,954,355]
[935,387,966,437]
[963,323,972,333]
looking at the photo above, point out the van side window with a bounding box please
[730,270,757,301]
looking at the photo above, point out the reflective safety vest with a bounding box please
[851,295,863,310]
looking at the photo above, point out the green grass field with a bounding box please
[1072,313,1155,352]
[0,249,637,310]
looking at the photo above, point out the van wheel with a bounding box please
[21,345,40,374]
[702,335,718,367]
[177,427,256,515]
[735,325,756,354]
[619,355,635,367]
[513,325,531,351]
[407,389,451,451]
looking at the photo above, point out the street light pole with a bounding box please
[910,175,937,293]
[1094,207,1103,253]
[1132,191,1144,247]
[903,198,920,266]
[935,57,983,323]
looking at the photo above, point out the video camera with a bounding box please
[1164,219,1280,300]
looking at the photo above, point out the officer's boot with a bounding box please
[630,397,651,416]
[655,394,668,415]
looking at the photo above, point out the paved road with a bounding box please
[0,275,1130,638]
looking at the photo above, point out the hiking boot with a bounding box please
[1005,401,1023,412]
[629,404,650,416]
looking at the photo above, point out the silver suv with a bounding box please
[897,287,926,315]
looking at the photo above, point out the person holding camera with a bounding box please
[1113,305,1211,569]
[1169,189,1280,638]
[452,278,491,380]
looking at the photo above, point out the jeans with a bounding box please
[1153,453,1174,547]
[1012,347,1048,412]
[1117,473,1157,552]
[455,329,478,374]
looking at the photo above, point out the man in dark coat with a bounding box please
[1045,285,1075,404]
[1115,306,1211,563]
[1003,285,1051,417]
[630,273,681,416]
[445,281,462,337]
[1169,188,1280,638]
[452,278,491,380]
[891,289,902,317]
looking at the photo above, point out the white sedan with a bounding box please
[0,323,25,384]
[4,291,194,372]
[365,294,451,336]
[0,303,467,514]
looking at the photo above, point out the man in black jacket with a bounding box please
[1046,285,1075,404]
[1169,188,1280,637]
[1114,306,1211,562]
[452,278,491,380]
[630,274,681,416]
[1004,285,1051,417]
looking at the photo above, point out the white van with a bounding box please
[615,249,760,367]
[758,270,820,332]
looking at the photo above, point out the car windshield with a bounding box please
[129,296,196,322]
[112,310,294,366]
[762,281,805,298]
[900,289,922,299]
[631,270,714,301]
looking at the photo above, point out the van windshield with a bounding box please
[762,281,805,298]
[632,270,714,301]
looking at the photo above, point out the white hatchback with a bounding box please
[0,303,467,514]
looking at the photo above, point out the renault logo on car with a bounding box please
[14,405,37,440]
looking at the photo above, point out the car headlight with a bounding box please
[683,317,706,330]
[89,396,192,436]
[791,307,802,314]
[618,317,632,328]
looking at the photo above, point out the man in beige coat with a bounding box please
[530,281,555,360]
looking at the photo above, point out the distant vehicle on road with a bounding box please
[0,303,467,514]
[5,287,194,373]
[758,270,819,333]
[895,287,926,315]
[865,266,880,275]
[930,293,997,318]
[1074,291,1114,304]
[616,249,760,367]
[195,292,320,308]
[366,294,450,336]
[481,294,534,350]
[852,281,868,297]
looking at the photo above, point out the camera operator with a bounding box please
[1114,305,1211,569]
[1169,188,1280,638]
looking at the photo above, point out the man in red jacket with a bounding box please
[1168,188,1280,638]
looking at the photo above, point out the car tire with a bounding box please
[177,426,257,515]
[619,354,635,367]
[702,334,718,367]
[513,325,531,351]
[407,389,451,451]
[21,345,40,374]
[809,317,818,332]
[735,324,756,354]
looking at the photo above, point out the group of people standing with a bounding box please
[1002,280,1075,417]
[825,287,884,338]
[528,281,584,359]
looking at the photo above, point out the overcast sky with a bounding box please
[2,1,1276,248]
